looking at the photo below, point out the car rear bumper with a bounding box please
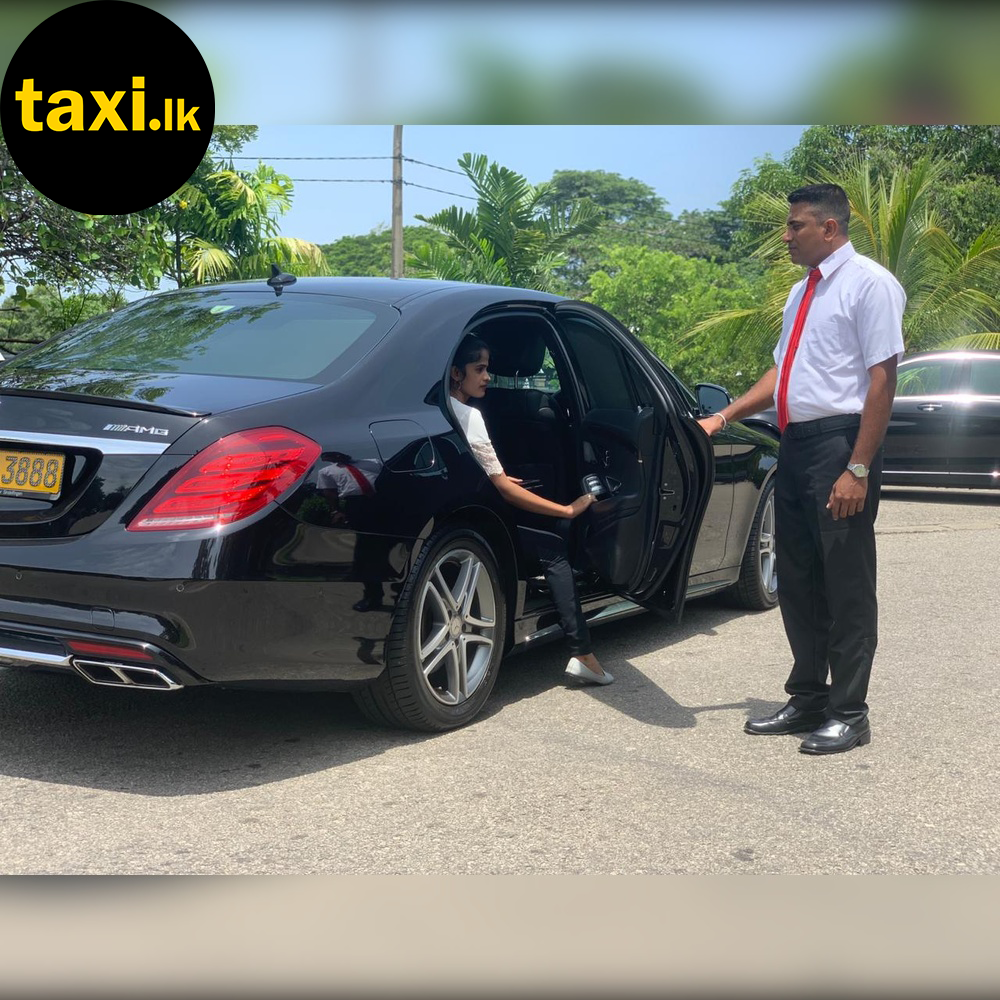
[0,574,399,691]
[0,622,199,690]
[0,507,422,690]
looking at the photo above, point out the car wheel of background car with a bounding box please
[353,526,507,732]
[728,477,778,611]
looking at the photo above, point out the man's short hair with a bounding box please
[788,183,850,231]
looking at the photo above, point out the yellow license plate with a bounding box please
[0,449,66,498]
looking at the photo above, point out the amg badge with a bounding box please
[104,424,169,436]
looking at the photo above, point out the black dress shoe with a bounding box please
[744,702,827,736]
[799,719,871,755]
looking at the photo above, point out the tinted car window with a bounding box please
[488,346,561,392]
[652,356,698,411]
[896,360,957,396]
[5,290,397,382]
[561,317,633,410]
[968,358,1000,395]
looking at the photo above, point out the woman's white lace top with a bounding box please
[452,398,504,477]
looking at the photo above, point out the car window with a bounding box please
[623,354,655,407]
[3,289,397,383]
[967,358,1000,395]
[540,348,561,392]
[487,347,560,392]
[895,360,959,396]
[560,316,634,411]
[651,355,698,412]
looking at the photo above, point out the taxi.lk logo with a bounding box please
[14,77,201,133]
[1,1,215,214]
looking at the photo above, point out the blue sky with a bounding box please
[234,125,809,246]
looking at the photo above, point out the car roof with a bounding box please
[172,275,564,309]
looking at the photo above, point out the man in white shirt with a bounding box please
[699,183,905,754]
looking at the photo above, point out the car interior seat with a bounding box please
[475,318,571,502]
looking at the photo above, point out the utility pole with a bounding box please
[391,125,403,279]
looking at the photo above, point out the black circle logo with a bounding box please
[1,0,215,214]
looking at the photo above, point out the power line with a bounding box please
[228,154,466,177]
[285,178,392,183]
[226,148,474,197]
[228,155,393,161]
[403,157,466,176]
[403,181,475,200]
[283,178,475,201]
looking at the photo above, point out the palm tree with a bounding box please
[165,163,324,287]
[689,156,1000,354]
[409,153,601,292]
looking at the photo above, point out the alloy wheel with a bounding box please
[758,492,777,597]
[415,547,498,706]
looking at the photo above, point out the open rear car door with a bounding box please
[551,303,714,621]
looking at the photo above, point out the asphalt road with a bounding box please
[2,487,998,875]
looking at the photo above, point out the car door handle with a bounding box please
[917,403,944,411]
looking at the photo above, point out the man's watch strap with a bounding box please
[847,462,869,479]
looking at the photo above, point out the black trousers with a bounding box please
[775,415,883,726]
[517,515,591,657]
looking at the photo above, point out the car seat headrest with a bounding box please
[485,329,545,378]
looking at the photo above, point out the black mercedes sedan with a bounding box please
[883,349,1000,489]
[743,349,1000,491]
[0,275,777,731]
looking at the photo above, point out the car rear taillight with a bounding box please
[128,427,321,531]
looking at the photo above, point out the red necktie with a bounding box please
[342,463,375,496]
[777,267,822,432]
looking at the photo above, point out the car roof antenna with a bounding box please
[267,264,297,296]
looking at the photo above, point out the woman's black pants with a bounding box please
[517,516,591,657]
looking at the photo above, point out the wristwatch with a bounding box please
[847,462,869,479]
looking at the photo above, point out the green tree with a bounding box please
[723,155,805,261]
[320,225,448,276]
[728,127,1000,254]
[161,162,323,287]
[540,170,667,226]
[209,126,261,159]
[536,170,736,294]
[692,156,1000,358]
[408,153,600,291]
[586,245,770,394]
[1,125,162,293]
[1,125,282,298]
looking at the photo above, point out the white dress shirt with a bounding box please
[317,458,381,495]
[773,241,906,424]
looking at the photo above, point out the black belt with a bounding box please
[783,414,861,439]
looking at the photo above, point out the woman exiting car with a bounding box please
[449,334,613,686]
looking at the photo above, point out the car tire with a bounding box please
[353,526,507,732]
[728,476,778,611]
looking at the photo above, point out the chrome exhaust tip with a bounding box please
[72,659,183,691]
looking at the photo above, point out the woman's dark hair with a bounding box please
[452,334,490,371]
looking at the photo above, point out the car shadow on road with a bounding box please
[487,596,783,730]
[0,599,781,795]
[0,666,433,797]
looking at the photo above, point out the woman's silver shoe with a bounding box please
[565,657,614,686]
